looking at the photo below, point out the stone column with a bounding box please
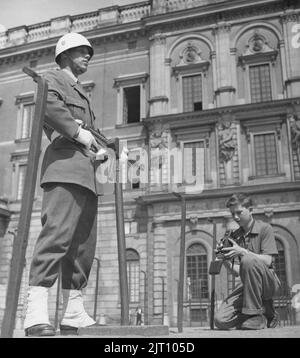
[152,222,168,324]
[212,22,236,107]
[149,32,169,116]
[280,10,300,97]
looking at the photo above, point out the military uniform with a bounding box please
[29,68,99,290]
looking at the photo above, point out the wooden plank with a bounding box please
[114,140,129,325]
[0,67,48,338]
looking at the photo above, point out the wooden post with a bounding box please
[114,139,129,325]
[1,67,48,338]
[173,193,186,333]
[93,257,101,321]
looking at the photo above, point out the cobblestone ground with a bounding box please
[12,325,300,338]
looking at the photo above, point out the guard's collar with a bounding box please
[62,68,78,83]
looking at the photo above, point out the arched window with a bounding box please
[186,243,209,300]
[126,249,140,303]
[274,239,288,294]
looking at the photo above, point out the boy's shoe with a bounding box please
[240,314,266,330]
[263,299,280,328]
[266,311,280,328]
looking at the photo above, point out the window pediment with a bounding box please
[172,42,210,78]
[239,31,278,68]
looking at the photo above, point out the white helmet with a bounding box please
[55,32,94,63]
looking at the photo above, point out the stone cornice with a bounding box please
[0,0,297,66]
[135,181,300,206]
[143,97,300,128]
[144,0,286,33]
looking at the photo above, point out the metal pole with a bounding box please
[209,218,217,330]
[1,67,48,338]
[93,257,100,321]
[114,138,129,325]
[174,193,186,333]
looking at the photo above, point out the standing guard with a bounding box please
[24,32,105,337]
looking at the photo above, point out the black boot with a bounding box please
[25,324,56,337]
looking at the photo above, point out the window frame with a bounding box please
[181,139,206,187]
[126,249,140,304]
[241,117,285,182]
[15,92,35,141]
[250,130,280,178]
[244,60,277,104]
[186,242,209,301]
[10,151,28,201]
[114,73,148,125]
[181,72,203,113]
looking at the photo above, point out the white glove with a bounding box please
[75,126,98,150]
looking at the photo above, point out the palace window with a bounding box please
[253,132,278,176]
[249,64,272,103]
[182,74,203,112]
[183,140,205,186]
[114,73,148,125]
[126,249,140,303]
[15,92,35,140]
[242,117,284,181]
[238,30,279,104]
[274,239,288,294]
[186,243,209,300]
[123,86,140,124]
[17,163,27,201]
[127,149,141,189]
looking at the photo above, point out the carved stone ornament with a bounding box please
[179,42,202,65]
[149,122,169,149]
[239,30,278,68]
[289,114,300,149]
[189,215,199,226]
[217,120,236,163]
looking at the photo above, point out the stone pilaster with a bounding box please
[212,22,236,107]
[280,10,300,97]
[149,32,169,116]
[152,222,168,323]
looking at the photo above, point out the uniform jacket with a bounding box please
[40,69,102,195]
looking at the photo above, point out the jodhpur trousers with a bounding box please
[29,183,98,290]
[214,254,281,330]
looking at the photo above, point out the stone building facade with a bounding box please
[0,0,300,328]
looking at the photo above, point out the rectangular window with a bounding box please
[182,74,202,112]
[186,255,209,300]
[123,86,140,124]
[253,133,278,176]
[17,164,27,201]
[127,261,140,303]
[127,150,141,190]
[20,103,34,139]
[183,141,205,185]
[249,64,272,103]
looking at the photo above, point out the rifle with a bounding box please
[72,123,119,159]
